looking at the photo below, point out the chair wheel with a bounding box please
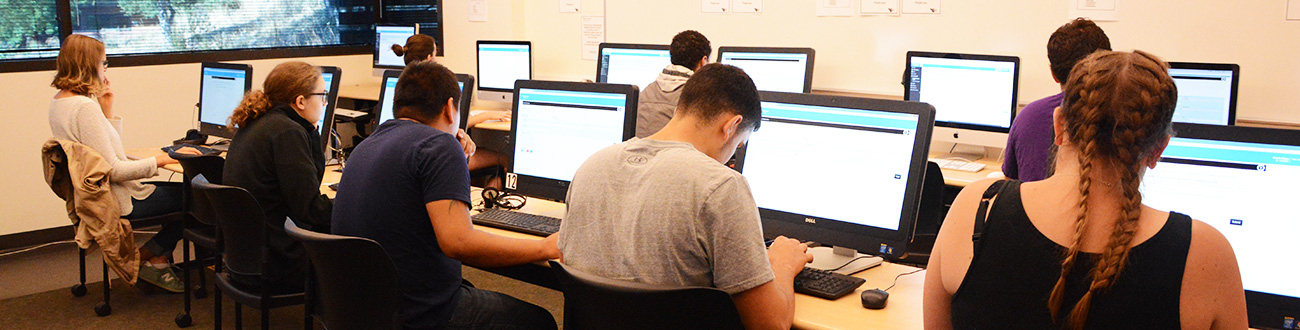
[94,302,111,316]
[194,286,208,299]
[174,313,192,327]
[71,284,87,297]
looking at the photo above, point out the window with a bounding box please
[0,0,61,60]
[380,0,444,56]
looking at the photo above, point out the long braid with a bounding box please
[1050,50,1178,330]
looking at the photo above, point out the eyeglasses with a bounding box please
[101,60,109,68]
[308,92,329,104]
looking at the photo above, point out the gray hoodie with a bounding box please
[635,65,694,138]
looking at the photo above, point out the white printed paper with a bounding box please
[468,0,488,22]
[861,0,900,15]
[1068,0,1119,21]
[901,0,941,14]
[734,0,763,13]
[581,16,605,60]
[560,0,581,13]
[816,0,855,17]
[702,0,730,13]
[1289,0,1300,20]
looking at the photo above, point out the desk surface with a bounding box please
[338,82,382,102]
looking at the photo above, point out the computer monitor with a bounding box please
[717,46,815,93]
[506,80,639,202]
[477,41,532,102]
[595,43,671,89]
[373,69,401,125]
[1168,62,1239,125]
[455,73,476,129]
[1139,123,1300,329]
[904,51,1019,156]
[318,66,341,160]
[198,62,253,139]
[734,91,936,264]
[374,24,418,71]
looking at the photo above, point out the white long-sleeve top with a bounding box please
[48,95,158,215]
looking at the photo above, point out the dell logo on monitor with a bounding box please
[804,218,817,224]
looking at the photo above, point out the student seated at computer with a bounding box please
[393,34,511,186]
[48,34,199,293]
[222,61,334,293]
[560,64,813,330]
[332,61,558,330]
[636,30,712,138]
[924,51,1247,329]
[1003,18,1110,182]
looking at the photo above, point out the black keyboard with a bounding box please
[471,208,561,236]
[793,267,866,300]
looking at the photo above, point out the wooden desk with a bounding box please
[337,82,382,102]
[927,151,1003,188]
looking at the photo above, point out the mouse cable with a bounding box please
[825,255,877,272]
[883,269,925,292]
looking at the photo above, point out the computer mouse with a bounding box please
[861,289,889,309]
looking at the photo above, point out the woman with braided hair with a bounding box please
[923,50,1246,330]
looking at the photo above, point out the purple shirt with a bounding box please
[1002,92,1064,182]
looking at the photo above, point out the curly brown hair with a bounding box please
[228,61,321,129]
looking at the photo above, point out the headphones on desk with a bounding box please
[481,187,526,210]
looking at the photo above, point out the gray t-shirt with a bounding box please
[558,138,774,294]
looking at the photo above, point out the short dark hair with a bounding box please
[677,64,762,131]
[670,30,712,69]
[1048,18,1111,84]
[393,61,460,124]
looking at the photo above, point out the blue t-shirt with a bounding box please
[332,119,471,330]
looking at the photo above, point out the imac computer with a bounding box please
[477,41,532,102]
[198,62,253,140]
[373,24,418,74]
[717,47,815,93]
[373,69,402,125]
[734,91,936,273]
[1168,62,1239,125]
[318,66,342,160]
[1139,123,1300,329]
[455,73,476,129]
[904,51,1019,159]
[506,80,639,202]
[595,43,671,89]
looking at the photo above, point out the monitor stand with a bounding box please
[934,142,989,162]
[805,246,883,275]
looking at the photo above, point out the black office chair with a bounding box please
[283,219,402,330]
[901,161,947,265]
[548,261,745,330]
[172,155,224,327]
[191,176,305,330]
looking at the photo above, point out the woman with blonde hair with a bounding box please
[222,61,333,293]
[924,50,1247,329]
[48,34,196,292]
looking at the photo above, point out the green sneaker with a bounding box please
[138,263,185,293]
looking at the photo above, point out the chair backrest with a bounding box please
[284,219,402,330]
[191,175,267,278]
[173,153,225,185]
[548,261,745,330]
[905,161,947,263]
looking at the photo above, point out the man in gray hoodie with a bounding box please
[636,30,712,138]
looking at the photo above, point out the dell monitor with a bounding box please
[717,47,815,93]
[455,73,476,129]
[1168,62,1239,125]
[595,43,671,89]
[904,51,1019,158]
[477,41,532,102]
[198,62,253,139]
[1140,123,1300,329]
[507,80,638,202]
[318,66,342,160]
[374,69,402,125]
[734,91,936,270]
[374,24,418,71]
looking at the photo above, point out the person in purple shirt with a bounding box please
[1003,18,1111,181]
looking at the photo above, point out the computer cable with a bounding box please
[481,187,526,210]
[882,269,924,292]
[826,255,878,272]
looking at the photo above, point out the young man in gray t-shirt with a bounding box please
[559,64,814,330]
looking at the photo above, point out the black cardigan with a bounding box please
[223,105,331,288]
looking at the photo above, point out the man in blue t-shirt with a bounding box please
[332,61,559,330]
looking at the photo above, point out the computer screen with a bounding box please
[455,74,475,129]
[734,92,936,260]
[1139,123,1299,328]
[507,80,639,202]
[905,51,1019,132]
[318,66,341,159]
[717,47,815,93]
[477,41,532,95]
[374,70,401,125]
[596,43,671,88]
[1168,62,1239,125]
[374,25,417,69]
[198,62,252,139]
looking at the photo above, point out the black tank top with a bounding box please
[950,181,1191,329]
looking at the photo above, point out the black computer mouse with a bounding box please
[861,289,889,309]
